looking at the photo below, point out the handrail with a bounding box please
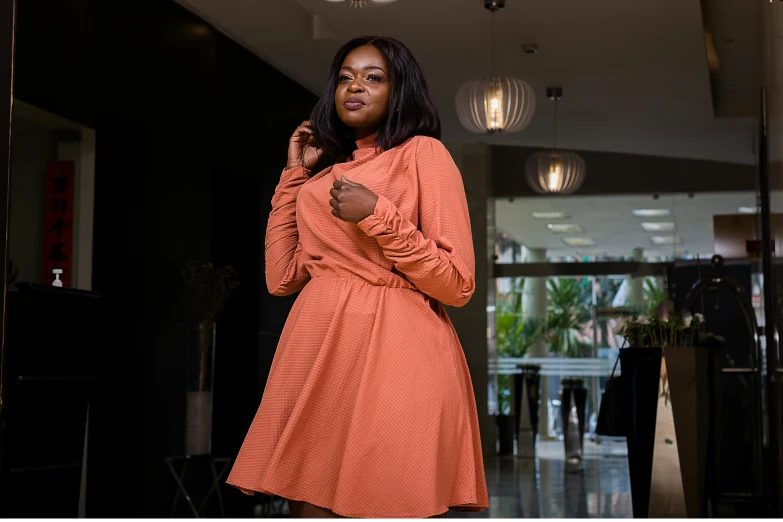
[489,357,614,377]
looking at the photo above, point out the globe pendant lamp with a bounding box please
[325,0,397,7]
[525,87,586,194]
[455,0,536,134]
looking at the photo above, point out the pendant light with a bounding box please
[525,87,586,194]
[455,0,536,134]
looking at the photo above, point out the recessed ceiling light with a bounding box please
[641,222,677,233]
[650,235,683,246]
[547,223,584,234]
[738,206,758,214]
[532,211,569,220]
[522,43,539,54]
[562,237,596,247]
[633,209,671,218]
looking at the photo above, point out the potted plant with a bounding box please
[663,316,711,518]
[614,311,705,518]
[495,278,526,455]
[514,362,542,458]
[559,377,587,463]
[182,261,240,456]
[496,298,546,456]
[495,373,515,456]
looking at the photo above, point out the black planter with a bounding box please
[513,368,541,457]
[559,384,587,461]
[496,414,515,455]
[620,347,663,519]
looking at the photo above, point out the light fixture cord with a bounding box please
[552,96,559,153]
[490,10,496,78]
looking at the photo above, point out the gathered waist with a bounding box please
[305,264,418,291]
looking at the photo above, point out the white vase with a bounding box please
[185,322,216,456]
[186,390,213,456]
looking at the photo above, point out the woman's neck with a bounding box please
[354,127,378,141]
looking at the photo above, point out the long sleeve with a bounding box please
[357,137,476,307]
[265,166,311,296]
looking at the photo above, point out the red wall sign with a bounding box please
[42,161,75,287]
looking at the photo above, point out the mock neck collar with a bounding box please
[349,134,380,162]
[355,134,377,150]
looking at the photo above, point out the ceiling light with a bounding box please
[650,235,683,246]
[455,2,535,134]
[562,237,596,247]
[525,88,586,195]
[641,222,677,233]
[633,208,671,218]
[532,211,569,220]
[547,223,584,234]
[456,77,536,134]
[522,43,539,54]
[526,151,587,194]
[738,206,758,214]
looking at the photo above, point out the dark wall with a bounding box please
[14,0,317,516]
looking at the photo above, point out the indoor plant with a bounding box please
[182,261,240,455]
[614,311,705,518]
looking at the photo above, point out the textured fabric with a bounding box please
[226,134,490,518]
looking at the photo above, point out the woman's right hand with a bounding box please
[286,121,325,171]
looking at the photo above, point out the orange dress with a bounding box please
[226,134,489,518]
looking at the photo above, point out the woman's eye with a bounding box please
[339,75,353,82]
[367,74,383,82]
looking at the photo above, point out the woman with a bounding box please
[227,35,489,519]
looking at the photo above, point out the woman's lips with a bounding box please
[343,98,365,110]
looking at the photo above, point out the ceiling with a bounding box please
[701,0,762,119]
[176,0,760,165]
[495,191,783,259]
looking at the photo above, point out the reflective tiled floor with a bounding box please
[451,440,633,518]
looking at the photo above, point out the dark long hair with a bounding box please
[309,36,441,159]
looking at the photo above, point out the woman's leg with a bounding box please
[288,500,344,518]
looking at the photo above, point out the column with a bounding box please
[444,142,494,458]
[627,247,645,311]
[522,246,550,438]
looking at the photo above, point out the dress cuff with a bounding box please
[279,165,310,183]
[357,194,396,237]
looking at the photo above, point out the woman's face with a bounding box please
[334,45,390,140]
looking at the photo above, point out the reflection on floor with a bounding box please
[451,440,632,518]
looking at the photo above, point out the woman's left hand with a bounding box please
[329,176,379,224]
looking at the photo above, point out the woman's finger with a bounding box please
[329,198,340,210]
[329,188,340,200]
[331,209,341,219]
